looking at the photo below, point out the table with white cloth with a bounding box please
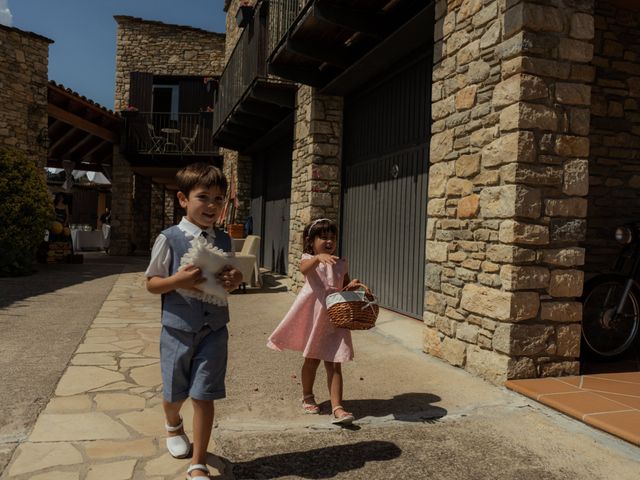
[71,229,105,251]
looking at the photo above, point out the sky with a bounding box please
[5,0,227,110]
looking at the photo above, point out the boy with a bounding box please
[145,163,242,479]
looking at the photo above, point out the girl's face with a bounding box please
[312,232,337,256]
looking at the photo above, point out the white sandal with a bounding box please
[187,463,210,480]
[302,394,320,414]
[331,405,355,425]
[166,417,191,458]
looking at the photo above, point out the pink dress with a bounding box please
[267,254,354,362]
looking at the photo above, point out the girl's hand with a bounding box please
[345,278,362,290]
[218,265,242,292]
[315,253,339,265]
[173,264,205,291]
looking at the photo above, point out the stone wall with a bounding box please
[585,0,640,275]
[110,148,134,255]
[0,25,52,169]
[424,0,593,383]
[150,183,165,244]
[221,1,256,225]
[288,86,344,290]
[132,175,152,252]
[114,16,225,111]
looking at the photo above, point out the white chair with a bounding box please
[181,124,199,154]
[146,123,165,153]
[234,235,260,292]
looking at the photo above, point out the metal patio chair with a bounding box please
[181,124,199,154]
[146,123,165,153]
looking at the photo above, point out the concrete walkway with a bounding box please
[1,264,639,479]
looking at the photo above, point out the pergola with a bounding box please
[47,81,121,177]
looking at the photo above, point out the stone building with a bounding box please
[111,16,226,255]
[211,0,640,384]
[0,24,53,169]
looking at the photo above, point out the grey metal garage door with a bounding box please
[341,52,431,319]
[250,135,292,274]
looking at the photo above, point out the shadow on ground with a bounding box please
[232,440,402,479]
[232,272,290,295]
[0,252,148,309]
[318,393,447,423]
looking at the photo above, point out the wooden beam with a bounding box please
[249,84,296,108]
[229,111,272,131]
[66,134,102,157]
[286,38,352,69]
[48,103,118,143]
[268,63,330,88]
[237,103,283,122]
[322,3,435,96]
[314,1,386,39]
[50,127,84,156]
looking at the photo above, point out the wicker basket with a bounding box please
[326,285,379,330]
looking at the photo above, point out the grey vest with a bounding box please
[161,225,232,332]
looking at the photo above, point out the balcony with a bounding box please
[267,0,434,95]
[121,112,219,162]
[212,1,297,152]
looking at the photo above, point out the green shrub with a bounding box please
[0,149,54,276]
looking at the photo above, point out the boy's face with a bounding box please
[177,185,225,230]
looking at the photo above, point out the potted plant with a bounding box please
[236,1,254,28]
[120,105,139,118]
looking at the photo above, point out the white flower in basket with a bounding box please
[177,235,237,306]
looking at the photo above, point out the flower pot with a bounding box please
[227,223,245,239]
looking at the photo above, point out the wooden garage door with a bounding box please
[341,52,431,319]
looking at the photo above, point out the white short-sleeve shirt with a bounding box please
[145,218,234,278]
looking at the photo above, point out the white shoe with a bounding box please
[166,417,191,458]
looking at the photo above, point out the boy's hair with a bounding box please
[303,218,338,254]
[176,162,227,197]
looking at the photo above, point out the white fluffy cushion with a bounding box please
[177,236,238,306]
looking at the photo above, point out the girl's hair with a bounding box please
[54,192,65,204]
[303,218,338,254]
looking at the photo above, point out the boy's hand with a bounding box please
[316,253,339,265]
[173,264,205,292]
[218,265,242,292]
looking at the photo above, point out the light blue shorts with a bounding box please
[160,324,228,402]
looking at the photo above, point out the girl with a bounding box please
[267,218,360,425]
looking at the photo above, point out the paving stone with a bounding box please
[86,459,137,480]
[94,393,147,411]
[83,438,157,460]
[90,381,139,392]
[44,395,93,413]
[76,343,121,353]
[55,366,125,396]
[83,336,121,345]
[120,358,158,369]
[8,442,82,476]
[130,364,162,387]
[144,452,186,476]
[29,412,130,442]
[119,407,166,436]
[29,472,80,480]
[71,353,118,366]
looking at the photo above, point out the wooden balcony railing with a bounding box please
[212,2,269,137]
[122,112,217,156]
[266,0,306,59]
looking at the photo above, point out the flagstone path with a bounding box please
[1,269,228,480]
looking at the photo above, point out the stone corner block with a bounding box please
[461,284,539,322]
